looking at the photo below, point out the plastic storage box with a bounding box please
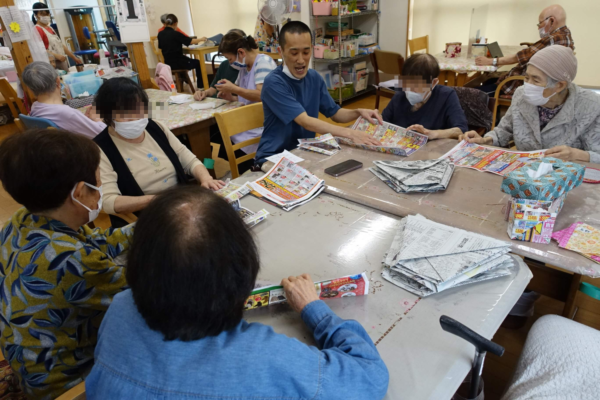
[312,2,332,16]
[69,78,103,98]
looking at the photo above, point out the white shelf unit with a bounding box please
[310,8,381,105]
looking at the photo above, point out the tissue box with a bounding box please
[507,194,566,244]
[501,157,584,201]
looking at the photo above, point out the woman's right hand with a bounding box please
[54,53,67,62]
[459,130,486,144]
[194,90,208,101]
[282,274,320,314]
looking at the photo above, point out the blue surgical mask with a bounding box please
[404,83,436,106]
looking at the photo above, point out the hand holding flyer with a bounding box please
[336,117,428,157]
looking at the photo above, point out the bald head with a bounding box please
[540,4,567,26]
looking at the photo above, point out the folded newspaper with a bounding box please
[336,117,428,157]
[382,215,513,297]
[249,157,325,211]
[297,133,341,156]
[215,181,251,203]
[369,159,455,193]
[232,200,269,228]
[245,272,369,310]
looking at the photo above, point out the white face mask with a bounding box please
[538,26,549,39]
[230,53,247,71]
[39,16,51,25]
[282,62,300,80]
[404,82,436,106]
[71,183,103,224]
[523,82,557,106]
[114,118,148,139]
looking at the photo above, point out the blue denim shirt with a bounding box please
[86,290,389,399]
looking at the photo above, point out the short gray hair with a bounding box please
[160,14,168,24]
[23,61,58,96]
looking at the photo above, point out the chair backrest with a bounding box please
[150,36,165,63]
[83,26,91,40]
[491,75,525,129]
[452,86,493,132]
[371,50,404,84]
[105,21,121,42]
[569,282,600,321]
[55,381,86,400]
[214,103,264,179]
[408,35,429,55]
[19,113,59,129]
[0,78,26,118]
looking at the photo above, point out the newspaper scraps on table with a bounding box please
[368,158,455,193]
[442,140,546,176]
[248,157,325,211]
[266,150,305,164]
[167,94,194,104]
[297,133,341,156]
[336,117,428,157]
[215,181,251,203]
[382,215,513,297]
[245,272,369,310]
[231,200,269,228]
[552,222,600,264]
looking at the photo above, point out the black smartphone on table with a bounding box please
[324,160,363,177]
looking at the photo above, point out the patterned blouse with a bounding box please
[0,208,132,399]
[538,103,564,131]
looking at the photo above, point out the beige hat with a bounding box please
[528,45,577,83]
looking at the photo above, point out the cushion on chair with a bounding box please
[501,315,600,400]
[93,51,111,58]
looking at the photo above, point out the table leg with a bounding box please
[456,73,467,87]
[562,273,583,318]
[200,52,210,90]
[439,71,448,86]
[446,72,456,87]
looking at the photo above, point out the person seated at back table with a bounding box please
[193,29,245,101]
[474,4,574,97]
[157,14,207,89]
[196,30,277,173]
[382,53,468,140]
[93,78,224,226]
[0,129,131,399]
[461,46,600,163]
[23,61,106,137]
[158,13,188,37]
[85,185,389,399]
[256,21,383,166]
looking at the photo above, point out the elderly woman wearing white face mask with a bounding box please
[93,78,224,226]
[462,46,600,163]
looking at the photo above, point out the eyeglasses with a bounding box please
[537,16,553,28]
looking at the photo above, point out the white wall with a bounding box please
[412,0,600,87]
[379,0,409,57]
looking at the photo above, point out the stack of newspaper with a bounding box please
[231,200,269,228]
[249,157,325,211]
[297,134,341,156]
[382,215,514,297]
[369,159,455,193]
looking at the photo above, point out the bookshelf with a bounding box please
[310,3,381,105]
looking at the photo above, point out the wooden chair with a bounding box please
[150,36,195,93]
[491,76,525,129]
[214,103,263,179]
[566,282,600,320]
[0,78,26,131]
[370,50,404,110]
[56,381,86,400]
[408,35,429,55]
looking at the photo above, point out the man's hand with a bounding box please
[459,130,486,144]
[215,79,237,94]
[194,90,208,101]
[217,91,236,102]
[475,56,493,66]
[349,130,382,146]
[357,108,384,125]
[281,274,320,313]
[74,57,83,65]
[200,178,226,191]
[199,36,207,42]
[545,145,589,162]
[406,124,439,140]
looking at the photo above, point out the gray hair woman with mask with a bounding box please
[462,46,600,163]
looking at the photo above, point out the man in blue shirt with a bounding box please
[382,53,469,140]
[257,21,383,164]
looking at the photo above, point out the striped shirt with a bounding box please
[500,26,574,96]
[236,54,277,86]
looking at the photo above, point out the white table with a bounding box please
[237,173,532,399]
